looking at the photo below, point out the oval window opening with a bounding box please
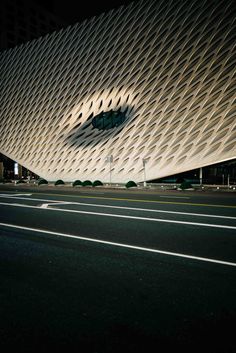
[92,109,127,130]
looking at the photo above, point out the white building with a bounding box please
[0,0,235,183]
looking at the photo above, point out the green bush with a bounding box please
[38,178,48,186]
[125,180,137,188]
[54,179,65,186]
[73,180,82,187]
[180,180,193,190]
[82,180,93,187]
[93,180,103,187]
[16,179,25,184]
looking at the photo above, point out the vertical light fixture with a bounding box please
[142,158,148,187]
[106,155,113,185]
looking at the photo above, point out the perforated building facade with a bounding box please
[0,0,235,183]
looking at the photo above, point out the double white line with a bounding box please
[0,200,235,230]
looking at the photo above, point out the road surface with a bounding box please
[0,186,235,352]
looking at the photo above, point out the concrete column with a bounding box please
[0,162,4,179]
[18,164,23,179]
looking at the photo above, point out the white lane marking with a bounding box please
[41,204,49,209]
[0,222,235,267]
[160,196,190,199]
[0,195,62,203]
[0,195,235,220]
[0,202,236,230]
[0,193,32,197]
[40,202,71,208]
[0,195,72,207]
[49,201,236,220]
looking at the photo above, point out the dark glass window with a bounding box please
[92,109,126,130]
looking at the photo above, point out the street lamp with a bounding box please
[142,158,148,187]
[106,155,113,185]
[199,167,203,185]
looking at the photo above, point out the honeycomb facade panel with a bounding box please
[0,0,235,183]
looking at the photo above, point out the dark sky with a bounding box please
[50,0,135,25]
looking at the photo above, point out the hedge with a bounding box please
[73,180,82,187]
[180,180,193,190]
[38,178,48,186]
[125,180,137,188]
[93,180,103,187]
[54,179,65,186]
[82,180,93,187]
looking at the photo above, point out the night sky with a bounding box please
[50,0,135,25]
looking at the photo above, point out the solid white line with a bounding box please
[0,195,62,203]
[0,195,235,220]
[55,201,236,220]
[0,193,32,197]
[0,222,235,267]
[0,201,236,230]
[160,196,190,199]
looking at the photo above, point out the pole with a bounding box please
[143,158,147,187]
[0,162,4,179]
[109,158,111,185]
[199,167,202,185]
[107,155,113,185]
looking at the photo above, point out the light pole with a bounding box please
[142,158,148,187]
[199,167,203,185]
[106,155,113,185]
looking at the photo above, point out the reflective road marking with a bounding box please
[0,195,235,220]
[0,201,236,230]
[0,222,235,267]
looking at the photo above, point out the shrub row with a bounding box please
[72,180,138,188]
[72,180,104,187]
[2,177,193,190]
[37,179,104,187]
[37,179,138,188]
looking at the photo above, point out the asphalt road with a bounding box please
[0,185,236,352]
